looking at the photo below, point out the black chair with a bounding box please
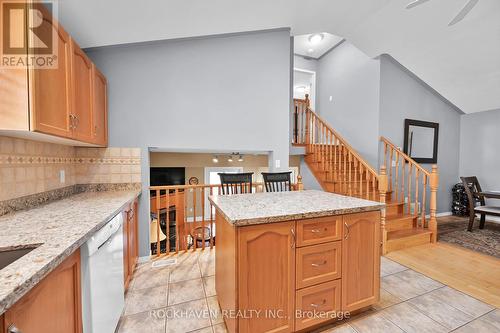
[262,172,293,192]
[460,176,500,231]
[218,172,254,195]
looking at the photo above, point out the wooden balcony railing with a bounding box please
[380,137,438,242]
[149,178,303,256]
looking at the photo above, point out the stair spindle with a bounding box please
[156,189,161,256]
[414,168,419,220]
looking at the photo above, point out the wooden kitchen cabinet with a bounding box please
[341,211,380,312]
[3,249,82,333]
[29,12,73,139]
[237,221,295,333]
[215,207,381,333]
[91,66,108,146]
[70,40,94,143]
[123,199,139,289]
[0,1,108,146]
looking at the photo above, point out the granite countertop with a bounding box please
[209,190,384,226]
[0,189,141,315]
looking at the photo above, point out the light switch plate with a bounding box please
[275,159,280,168]
[59,169,65,184]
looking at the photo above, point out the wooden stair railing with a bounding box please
[293,95,439,254]
[295,95,380,200]
[380,137,439,244]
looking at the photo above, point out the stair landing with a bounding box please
[304,151,434,254]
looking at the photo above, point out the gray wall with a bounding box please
[86,30,291,257]
[460,108,500,207]
[316,41,381,166]
[300,157,323,190]
[379,55,462,213]
[294,55,317,72]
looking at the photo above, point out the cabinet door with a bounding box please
[91,65,108,146]
[238,221,295,333]
[341,211,380,312]
[128,201,138,275]
[4,250,82,333]
[70,39,94,142]
[123,213,130,289]
[29,10,73,139]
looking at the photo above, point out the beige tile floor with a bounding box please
[117,249,499,333]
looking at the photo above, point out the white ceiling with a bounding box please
[57,0,500,113]
[294,33,344,59]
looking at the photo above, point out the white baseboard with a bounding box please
[485,216,500,224]
[431,212,500,224]
[425,211,452,218]
[436,212,452,217]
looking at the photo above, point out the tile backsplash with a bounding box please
[0,136,141,201]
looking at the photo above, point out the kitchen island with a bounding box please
[209,190,384,333]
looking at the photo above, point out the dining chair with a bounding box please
[262,172,293,192]
[218,172,254,195]
[460,176,500,231]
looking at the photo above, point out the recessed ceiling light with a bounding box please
[308,33,324,45]
[307,48,314,53]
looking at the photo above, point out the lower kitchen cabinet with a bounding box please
[341,211,380,312]
[216,210,381,333]
[123,199,139,289]
[2,249,82,333]
[237,221,295,333]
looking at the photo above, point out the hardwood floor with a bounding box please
[386,242,500,307]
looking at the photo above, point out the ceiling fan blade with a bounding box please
[406,0,431,9]
[449,0,479,26]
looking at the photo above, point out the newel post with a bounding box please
[379,166,388,254]
[296,174,304,191]
[429,165,439,243]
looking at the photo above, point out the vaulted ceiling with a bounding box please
[58,0,500,113]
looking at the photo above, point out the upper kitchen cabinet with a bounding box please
[70,39,94,143]
[91,65,108,146]
[29,13,73,138]
[0,1,108,146]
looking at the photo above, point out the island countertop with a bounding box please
[0,189,141,315]
[208,190,384,226]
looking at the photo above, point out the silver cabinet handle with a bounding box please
[311,260,327,267]
[344,221,350,239]
[74,115,79,128]
[291,228,296,248]
[8,324,22,333]
[310,299,327,308]
[69,114,74,129]
[311,228,327,233]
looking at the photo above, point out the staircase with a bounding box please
[293,95,439,254]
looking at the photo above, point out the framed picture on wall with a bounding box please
[403,119,439,164]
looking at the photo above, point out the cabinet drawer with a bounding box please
[296,242,341,289]
[296,216,342,247]
[295,280,341,331]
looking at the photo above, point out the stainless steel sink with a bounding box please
[0,246,40,270]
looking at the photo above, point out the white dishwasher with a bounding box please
[81,212,125,333]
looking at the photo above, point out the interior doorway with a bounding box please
[294,68,316,110]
